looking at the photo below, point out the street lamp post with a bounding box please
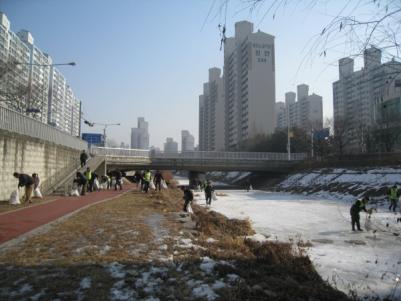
[15,62,76,67]
[311,128,314,159]
[285,106,291,161]
[83,120,121,147]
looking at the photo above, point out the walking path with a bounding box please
[0,184,135,246]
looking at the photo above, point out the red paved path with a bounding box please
[0,184,135,245]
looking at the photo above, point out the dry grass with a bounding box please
[193,207,254,238]
[0,188,351,301]
[0,190,184,266]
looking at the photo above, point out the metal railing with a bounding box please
[91,146,307,161]
[0,105,87,150]
[91,146,150,158]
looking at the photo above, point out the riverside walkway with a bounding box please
[0,184,135,246]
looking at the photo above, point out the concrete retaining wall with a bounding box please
[0,129,82,201]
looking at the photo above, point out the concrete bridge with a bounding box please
[91,147,307,173]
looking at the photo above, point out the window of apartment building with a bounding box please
[255,50,260,56]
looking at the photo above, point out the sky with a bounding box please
[1,0,366,149]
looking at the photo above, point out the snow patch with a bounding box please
[200,257,217,274]
[80,277,91,289]
[246,233,269,243]
[107,262,126,279]
[192,284,218,300]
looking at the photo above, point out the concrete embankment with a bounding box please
[0,129,82,201]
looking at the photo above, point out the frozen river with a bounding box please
[193,189,401,300]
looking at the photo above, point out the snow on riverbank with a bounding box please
[279,167,401,196]
[195,190,401,299]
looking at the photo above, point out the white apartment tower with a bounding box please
[0,13,30,113]
[275,101,286,129]
[47,62,66,129]
[276,84,323,131]
[224,21,276,150]
[131,117,149,149]
[181,130,195,152]
[17,30,51,124]
[199,68,225,151]
[333,47,401,152]
[0,12,82,136]
[164,137,178,153]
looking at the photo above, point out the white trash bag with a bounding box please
[161,180,168,189]
[70,188,80,197]
[149,181,156,190]
[9,190,20,205]
[212,192,218,201]
[93,179,100,191]
[33,187,43,198]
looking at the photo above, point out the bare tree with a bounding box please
[222,1,401,63]
[326,117,349,156]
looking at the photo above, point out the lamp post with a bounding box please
[311,128,314,159]
[15,61,76,67]
[83,120,121,147]
[284,106,291,161]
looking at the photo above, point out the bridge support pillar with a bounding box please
[188,171,206,188]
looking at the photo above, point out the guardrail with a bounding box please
[91,146,150,158]
[0,105,87,150]
[91,146,307,161]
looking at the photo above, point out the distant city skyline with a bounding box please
[1,0,371,148]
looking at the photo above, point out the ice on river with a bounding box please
[195,190,401,299]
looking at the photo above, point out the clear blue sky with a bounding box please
[1,0,360,148]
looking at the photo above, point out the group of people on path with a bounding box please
[73,167,124,196]
[133,170,166,193]
[73,150,125,196]
[12,172,41,204]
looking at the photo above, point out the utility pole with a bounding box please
[311,128,314,159]
[286,106,291,160]
[83,120,121,147]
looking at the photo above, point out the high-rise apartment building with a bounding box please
[0,12,81,136]
[181,130,195,152]
[276,84,323,131]
[131,117,149,149]
[65,85,81,137]
[199,68,225,151]
[17,30,51,124]
[0,13,30,113]
[224,21,276,150]
[164,137,178,153]
[333,47,401,152]
[275,101,286,129]
[48,62,66,129]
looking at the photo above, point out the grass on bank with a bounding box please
[0,187,351,301]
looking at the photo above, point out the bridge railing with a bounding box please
[0,105,87,150]
[91,146,150,158]
[153,151,306,160]
[91,146,307,161]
